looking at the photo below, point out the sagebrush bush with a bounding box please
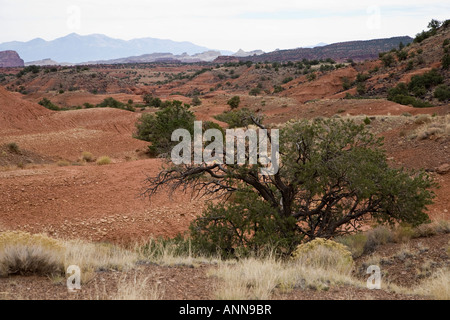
[96,156,111,165]
[0,231,65,277]
[6,142,20,154]
[335,233,368,258]
[81,151,94,162]
[290,238,354,274]
[364,226,394,253]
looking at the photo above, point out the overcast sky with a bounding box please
[1,0,449,52]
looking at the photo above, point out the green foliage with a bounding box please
[249,88,261,96]
[442,54,450,70]
[396,50,408,61]
[190,189,303,258]
[282,77,294,84]
[381,53,395,67]
[363,117,371,125]
[38,98,60,111]
[434,84,450,102]
[356,73,370,83]
[273,85,284,94]
[342,77,352,90]
[214,108,259,128]
[357,83,366,95]
[409,69,443,92]
[143,94,162,108]
[227,96,241,110]
[96,97,124,108]
[6,142,20,154]
[387,70,443,107]
[335,234,368,259]
[191,96,202,106]
[134,101,195,156]
[147,118,436,258]
[306,72,316,82]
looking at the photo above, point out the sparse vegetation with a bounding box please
[226,96,240,110]
[96,156,111,165]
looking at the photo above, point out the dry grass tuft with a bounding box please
[210,244,361,300]
[112,274,164,300]
[413,269,450,300]
[96,156,111,165]
[0,231,65,277]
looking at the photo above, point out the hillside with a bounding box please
[230,36,413,63]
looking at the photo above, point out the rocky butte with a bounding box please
[0,50,25,67]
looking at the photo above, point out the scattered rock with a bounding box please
[436,164,450,175]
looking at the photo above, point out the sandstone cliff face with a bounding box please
[0,50,25,67]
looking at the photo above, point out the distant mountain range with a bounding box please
[0,33,233,64]
[235,36,413,63]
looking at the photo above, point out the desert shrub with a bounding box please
[396,50,408,61]
[143,94,163,108]
[191,96,202,106]
[414,114,431,125]
[342,77,352,90]
[306,73,316,82]
[408,69,443,92]
[0,231,65,277]
[96,97,125,109]
[227,96,240,110]
[134,101,195,156]
[38,98,60,111]
[6,142,20,154]
[442,54,450,70]
[434,84,450,101]
[357,83,366,95]
[57,160,70,167]
[364,226,394,253]
[388,94,433,108]
[249,88,261,96]
[393,224,415,243]
[282,77,294,84]
[273,85,284,93]
[213,108,260,129]
[387,83,433,107]
[335,233,368,258]
[356,73,370,83]
[381,53,395,67]
[81,151,94,162]
[290,238,354,274]
[96,156,111,165]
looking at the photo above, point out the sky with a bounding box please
[1,0,449,52]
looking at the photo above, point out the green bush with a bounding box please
[227,96,240,110]
[381,53,395,67]
[96,156,111,165]
[134,101,195,156]
[335,233,368,259]
[249,88,261,96]
[6,142,20,154]
[213,108,260,128]
[282,77,294,84]
[342,77,352,90]
[442,54,450,70]
[38,98,60,111]
[434,84,450,102]
[408,69,443,92]
[191,96,202,106]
